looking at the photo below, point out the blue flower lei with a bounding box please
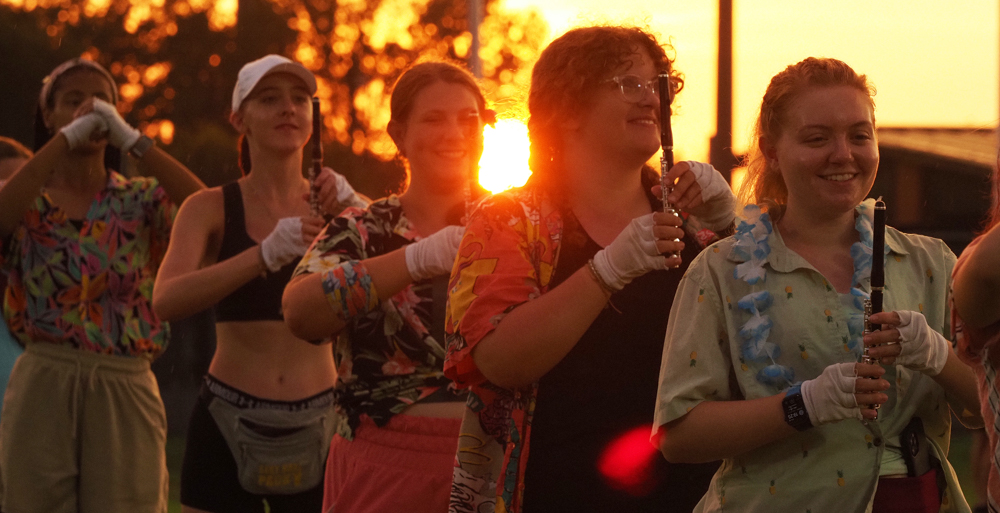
[733,199,887,390]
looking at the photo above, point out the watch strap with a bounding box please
[782,382,813,431]
[129,135,154,160]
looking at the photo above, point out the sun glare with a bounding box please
[479,118,531,194]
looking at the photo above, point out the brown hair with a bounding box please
[526,25,683,196]
[983,154,1000,233]
[739,57,875,212]
[0,136,32,161]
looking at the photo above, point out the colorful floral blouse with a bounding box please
[1,171,174,358]
[293,195,465,440]
[952,235,1000,513]
[444,183,720,513]
[654,201,973,513]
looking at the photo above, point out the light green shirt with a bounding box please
[654,206,969,513]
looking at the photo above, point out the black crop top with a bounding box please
[214,182,297,322]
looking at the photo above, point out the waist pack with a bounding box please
[207,396,336,495]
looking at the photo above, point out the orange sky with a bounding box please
[502,0,1000,162]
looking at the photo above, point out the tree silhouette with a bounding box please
[0,0,547,195]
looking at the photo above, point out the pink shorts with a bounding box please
[322,413,461,513]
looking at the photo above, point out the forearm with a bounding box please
[931,350,983,426]
[953,226,1000,328]
[153,245,266,320]
[283,248,412,341]
[659,394,795,463]
[471,266,609,388]
[138,146,205,205]
[0,135,67,237]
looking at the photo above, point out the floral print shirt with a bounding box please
[654,202,974,513]
[444,183,721,513]
[1,171,174,358]
[293,195,465,440]
[952,235,1000,513]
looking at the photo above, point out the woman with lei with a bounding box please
[653,57,982,513]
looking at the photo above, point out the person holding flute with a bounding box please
[653,57,982,513]
[152,55,363,513]
[281,59,492,513]
[443,25,736,513]
[951,157,1000,513]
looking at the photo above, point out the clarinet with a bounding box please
[309,97,322,217]
[861,199,886,415]
[657,72,681,258]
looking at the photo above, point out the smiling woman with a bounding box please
[281,59,494,513]
[653,57,982,513]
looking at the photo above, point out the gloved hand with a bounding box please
[60,112,107,150]
[679,160,735,231]
[800,362,887,425]
[91,98,141,151]
[895,310,950,376]
[404,225,464,282]
[261,217,311,272]
[591,213,682,291]
[312,167,369,216]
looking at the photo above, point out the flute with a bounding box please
[861,199,887,415]
[309,97,322,217]
[657,72,681,258]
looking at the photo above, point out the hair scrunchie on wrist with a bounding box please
[321,260,380,319]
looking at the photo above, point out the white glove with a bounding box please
[91,99,141,151]
[800,363,863,426]
[895,310,950,376]
[332,170,368,209]
[591,213,668,291]
[682,160,735,231]
[60,112,107,150]
[261,217,311,272]
[405,225,464,282]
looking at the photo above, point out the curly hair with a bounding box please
[739,57,875,212]
[527,25,683,196]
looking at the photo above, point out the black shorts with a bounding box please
[179,376,334,513]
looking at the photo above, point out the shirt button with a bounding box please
[874,437,883,447]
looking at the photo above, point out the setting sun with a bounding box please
[479,118,531,193]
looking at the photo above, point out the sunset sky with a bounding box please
[502,0,999,162]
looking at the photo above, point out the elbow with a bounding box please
[471,347,535,389]
[152,289,182,322]
[281,287,337,342]
[657,422,709,464]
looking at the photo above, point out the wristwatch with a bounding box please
[129,135,155,160]
[782,383,813,431]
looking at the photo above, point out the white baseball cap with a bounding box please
[231,55,317,112]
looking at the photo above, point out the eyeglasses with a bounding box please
[605,74,660,103]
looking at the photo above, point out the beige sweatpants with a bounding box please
[0,342,168,513]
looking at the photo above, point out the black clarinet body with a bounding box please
[657,72,681,258]
[309,97,322,217]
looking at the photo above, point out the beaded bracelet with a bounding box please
[321,260,380,318]
[587,258,615,297]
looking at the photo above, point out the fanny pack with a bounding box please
[206,390,337,495]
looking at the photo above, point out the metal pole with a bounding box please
[709,0,738,180]
[467,0,483,78]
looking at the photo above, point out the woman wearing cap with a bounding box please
[0,58,204,513]
[281,59,489,513]
[152,55,364,513]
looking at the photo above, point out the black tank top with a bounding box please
[214,182,297,322]
[521,198,718,512]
